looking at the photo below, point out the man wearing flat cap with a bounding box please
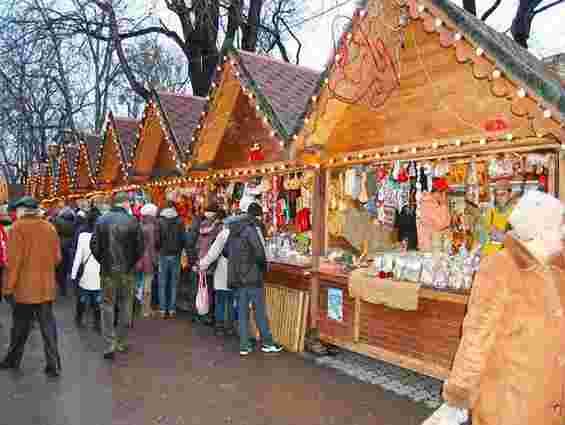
[0,197,63,377]
[90,192,144,360]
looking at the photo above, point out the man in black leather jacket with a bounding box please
[90,192,144,360]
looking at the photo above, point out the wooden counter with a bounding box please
[265,261,313,292]
[314,271,469,380]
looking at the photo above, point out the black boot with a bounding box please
[214,322,225,336]
[75,300,86,327]
[93,306,101,333]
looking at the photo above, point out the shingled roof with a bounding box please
[154,91,207,158]
[84,134,101,173]
[113,117,138,170]
[235,50,321,138]
[63,144,80,180]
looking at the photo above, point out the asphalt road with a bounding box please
[0,297,431,425]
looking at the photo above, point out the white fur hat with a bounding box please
[239,195,255,213]
[140,203,159,217]
[509,191,564,241]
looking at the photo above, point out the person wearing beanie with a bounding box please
[71,207,102,332]
[90,192,144,360]
[0,197,63,377]
[442,191,565,425]
[208,201,283,356]
[193,202,224,325]
[135,203,159,318]
[156,202,185,319]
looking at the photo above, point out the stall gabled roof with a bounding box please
[191,49,321,168]
[84,134,101,173]
[154,91,207,160]
[62,144,80,181]
[112,117,138,172]
[294,0,565,160]
[427,0,564,121]
[236,50,321,138]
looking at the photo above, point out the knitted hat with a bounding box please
[13,196,39,210]
[140,203,158,217]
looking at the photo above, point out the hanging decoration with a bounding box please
[248,142,265,162]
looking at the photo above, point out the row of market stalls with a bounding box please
[25,0,565,379]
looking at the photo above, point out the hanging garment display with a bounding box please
[417,191,450,252]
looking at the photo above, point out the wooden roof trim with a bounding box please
[190,50,305,167]
[294,0,564,157]
[94,112,130,184]
[76,141,97,188]
[416,1,565,138]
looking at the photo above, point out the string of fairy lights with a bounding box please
[32,0,565,204]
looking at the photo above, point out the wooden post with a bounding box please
[559,152,565,203]
[354,296,361,343]
[309,168,327,329]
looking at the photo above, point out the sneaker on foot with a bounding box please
[168,311,176,319]
[239,344,254,356]
[103,352,115,361]
[159,311,167,319]
[261,344,284,353]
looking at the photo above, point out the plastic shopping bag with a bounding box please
[421,403,468,425]
[196,272,210,316]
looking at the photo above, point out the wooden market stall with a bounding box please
[74,134,101,196]
[292,0,565,379]
[54,143,80,200]
[94,112,138,191]
[190,49,321,351]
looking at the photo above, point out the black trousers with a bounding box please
[3,302,61,370]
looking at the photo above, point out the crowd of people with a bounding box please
[0,192,282,377]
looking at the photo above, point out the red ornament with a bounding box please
[249,143,265,162]
[432,177,449,192]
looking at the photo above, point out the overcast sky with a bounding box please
[296,0,565,70]
[149,0,564,71]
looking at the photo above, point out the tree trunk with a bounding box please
[242,0,264,51]
[463,0,477,15]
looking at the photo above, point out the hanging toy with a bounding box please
[397,164,409,183]
[392,160,401,181]
[377,165,387,182]
[408,161,417,178]
[249,142,265,162]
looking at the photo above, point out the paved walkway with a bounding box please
[1,298,432,425]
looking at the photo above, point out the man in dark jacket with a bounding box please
[226,203,282,356]
[54,207,76,296]
[156,202,185,318]
[90,192,144,360]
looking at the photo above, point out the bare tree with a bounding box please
[466,0,565,49]
[85,0,304,98]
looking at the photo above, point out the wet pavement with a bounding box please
[1,297,432,425]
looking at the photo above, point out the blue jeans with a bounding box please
[79,288,102,306]
[215,290,234,325]
[159,256,180,313]
[237,287,274,349]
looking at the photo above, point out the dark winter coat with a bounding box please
[184,215,202,267]
[136,215,159,273]
[90,207,144,274]
[157,208,185,257]
[225,215,267,289]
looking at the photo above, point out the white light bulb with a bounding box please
[476,47,484,56]
[492,70,501,79]
[417,4,425,12]
[454,32,462,41]
[543,109,552,119]
[517,88,526,98]
[435,18,442,28]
